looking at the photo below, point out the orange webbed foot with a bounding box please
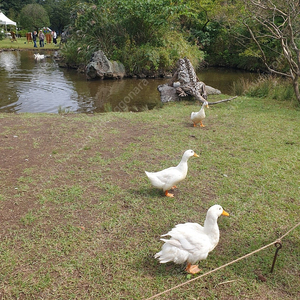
[186,263,201,274]
[165,190,174,197]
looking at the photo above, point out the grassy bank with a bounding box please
[0,36,61,50]
[0,96,299,299]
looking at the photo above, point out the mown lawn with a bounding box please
[0,96,299,299]
[0,36,61,50]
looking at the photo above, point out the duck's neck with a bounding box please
[176,157,189,174]
[204,215,220,239]
[199,102,206,111]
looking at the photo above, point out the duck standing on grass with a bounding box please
[155,204,229,274]
[191,100,209,127]
[145,149,199,197]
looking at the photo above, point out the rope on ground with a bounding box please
[145,221,300,300]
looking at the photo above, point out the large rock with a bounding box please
[86,50,125,80]
[157,84,179,103]
[206,85,221,95]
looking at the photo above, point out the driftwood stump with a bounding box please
[172,57,208,102]
[158,57,237,105]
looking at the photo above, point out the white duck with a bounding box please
[155,204,229,274]
[191,100,209,127]
[34,53,45,60]
[145,149,199,197]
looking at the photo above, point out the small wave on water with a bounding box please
[0,51,83,113]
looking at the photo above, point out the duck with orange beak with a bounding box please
[145,149,199,197]
[155,204,229,274]
[191,100,209,127]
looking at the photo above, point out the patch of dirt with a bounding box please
[0,114,152,229]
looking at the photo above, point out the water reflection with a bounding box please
[0,51,257,113]
[0,51,21,72]
[0,51,81,113]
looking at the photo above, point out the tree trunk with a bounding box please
[292,76,300,105]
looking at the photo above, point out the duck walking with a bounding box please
[155,204,229,274]
[145,149,199,197]
[191,100,209,127]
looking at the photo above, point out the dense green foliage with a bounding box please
[2,0,300,82]
[19,4,50,32]
[58,0,272,73]
[61,1,204,73]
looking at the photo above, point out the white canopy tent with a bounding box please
[0,11,17,34]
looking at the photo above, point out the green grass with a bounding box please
[0,36,61,50]
[0,96,299,299]
[233,74,299,105]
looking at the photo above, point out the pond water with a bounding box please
[0,50,258,113]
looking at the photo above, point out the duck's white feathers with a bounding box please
[191,101,208,124]
[34,53,45,60]
[155,205,226,265]
[145,165,187,192]
[145,150,197,192]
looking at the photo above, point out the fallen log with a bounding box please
[206,96,238,105]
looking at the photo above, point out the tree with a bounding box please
[40,0,76,33]
[61,0,203,73]
[0,0,32,16]
[243,0,300,104]
[19,3,50,31]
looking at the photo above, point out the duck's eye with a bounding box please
[219,207,222,210]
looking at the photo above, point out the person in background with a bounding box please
[10,31,17,42]
[52,31,57,44]
[38,30,45,47]
[32,31,37,48]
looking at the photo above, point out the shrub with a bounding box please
[113,31,203,74]
[17,29,28,38]
[245,75,297,103]
[231,78,252,96]
[60,39,89,66]
[61,1,204,75]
